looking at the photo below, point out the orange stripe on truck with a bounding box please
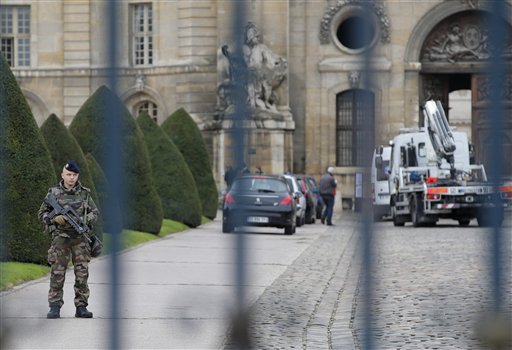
[427,187,448,194]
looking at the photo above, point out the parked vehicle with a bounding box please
[295,174,317,224]
[371,146,391,221]
[283,174,306,226]
[222,174,297,234]
[389,100,508,227]
[305,175,324,219]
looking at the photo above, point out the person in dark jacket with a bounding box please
[319,166,337,225]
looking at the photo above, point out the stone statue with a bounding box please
[216,22,288,120]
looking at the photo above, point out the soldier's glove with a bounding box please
[52,215,67,226]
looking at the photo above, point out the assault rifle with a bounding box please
[45,193,92,243]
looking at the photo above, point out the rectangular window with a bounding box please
[336,90,374,166]
[0,5,30,67]
[131,3,153,66]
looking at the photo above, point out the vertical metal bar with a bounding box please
[0,55,5,268]
[486,0,506,312]
[228,0,251,348]
[360,2,375,349]
[105,1,122,349]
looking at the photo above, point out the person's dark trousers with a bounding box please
[321,194,335,225]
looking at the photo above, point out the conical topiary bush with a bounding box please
[137,112,202,227]
[40,113,98,202]
[0,54,56,264]
[69,85,163,234]
[85,153,109,218]
[41,113,103,241]
[161,108,218,219]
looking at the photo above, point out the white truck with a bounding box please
[388,100,510,227]
[372,146,391,221]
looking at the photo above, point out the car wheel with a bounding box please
[458,218,471,227]
[306,209,314,224]
[296,214,303,227]
[284,224,294,235]
[222,220,234,233]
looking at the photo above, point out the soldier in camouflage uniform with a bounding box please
[38,160,99,319]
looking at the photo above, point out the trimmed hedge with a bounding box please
[69,86,163,234]
[161,108,218,219]
[0,54,56,264]
[41,114,103,239]
[85,153,108,216]
[137,112,202,227]
[40,113,98,202]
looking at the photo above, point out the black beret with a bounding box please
[65,160,80,173]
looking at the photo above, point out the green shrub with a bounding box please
[0,54,56,264]
[69,86,163,234]
[137,112,202,227]
[40,113,98,202]
[161,108,218,219]
[41,114,104,239]
[85,153,109,218]
[83,153,108,241]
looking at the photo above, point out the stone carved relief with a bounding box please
[348,71,360,88]
[319,0,390,45]
[422,12,512,63]
[424,23,489,63]
[216,22,288,121]
[135,74,145,92]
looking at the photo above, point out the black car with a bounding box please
[222,175,297,234]
[295,174,317,224]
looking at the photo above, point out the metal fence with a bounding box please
[0,1,510,349]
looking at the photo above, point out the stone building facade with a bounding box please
[3,0,512,203]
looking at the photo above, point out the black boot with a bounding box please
[75,306,93,318]
[47,305,60,319]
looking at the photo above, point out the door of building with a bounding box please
[471,74,512,177]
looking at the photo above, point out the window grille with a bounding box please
[336,89,374,166]
[0,5,30,67]
[131,3,153,66]
[136,101,158,122]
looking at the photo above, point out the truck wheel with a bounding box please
[477,216,503,227]
[410,195,424,227]
[391,207,405,227]
[477,208,504,227]
[458,218,471,227]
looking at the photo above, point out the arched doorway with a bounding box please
[419,10,512,176]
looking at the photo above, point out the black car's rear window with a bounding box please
[232,178,288,193]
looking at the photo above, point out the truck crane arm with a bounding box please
[422,100,457,177]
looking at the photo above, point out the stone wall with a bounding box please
[9,0,512,202]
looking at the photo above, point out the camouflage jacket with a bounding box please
[38,180,99,239]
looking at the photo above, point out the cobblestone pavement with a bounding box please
[352,218,512,350]
[222,214,511,350]
[222,214,362,350]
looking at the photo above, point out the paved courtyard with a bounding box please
[223,214,512,350]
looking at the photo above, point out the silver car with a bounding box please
[283,174,306,227]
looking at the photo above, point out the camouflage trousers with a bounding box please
[47,236,91,308]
